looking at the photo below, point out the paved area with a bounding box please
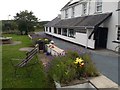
[55,74,118,89]
[36,32,119,85]
[38,52,54,72]
[90,74,118,88]
[1,41,21,46]
[19,47,34,52]
[89,49,120,57]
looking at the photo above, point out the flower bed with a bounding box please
[48,51,99,86]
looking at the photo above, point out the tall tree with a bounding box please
[14,10,38,35]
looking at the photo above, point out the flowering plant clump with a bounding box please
[48,51,99,84]
[74,57,85,79]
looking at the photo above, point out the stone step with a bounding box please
[89,74,118,89]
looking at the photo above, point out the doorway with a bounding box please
[94,27,108,49]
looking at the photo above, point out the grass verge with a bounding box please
[2,34,52,88]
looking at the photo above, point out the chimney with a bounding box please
[57,14,61,19]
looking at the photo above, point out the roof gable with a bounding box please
[61,0,79,11]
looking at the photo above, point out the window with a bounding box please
[117,27,120,40]
[82,3,87,15]
[46,27,48,32]
[54,28,57,34]
[96,0,102,13]
[62,28,67,36]
[58,28,61,34]
[49,27,51,32]
[72,7,75,18]
[68,29,75,38]
[65,9,68,18]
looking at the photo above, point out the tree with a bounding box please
[14,10,38,35]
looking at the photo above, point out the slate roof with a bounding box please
[45,13,112,29]
[44,17,61,27]
[55,13,112,29]
[75,13,112,28]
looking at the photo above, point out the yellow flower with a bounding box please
[74,57,83,64]
[44,38,48,41]
[39,39,41,40]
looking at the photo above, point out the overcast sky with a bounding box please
[0,0,69,21]
[0,0,119,21]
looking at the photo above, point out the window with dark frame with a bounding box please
[68,29,75,38]
[72,7,75,18]
[117,27,120,40]
[49,27,51,32]
[58,28,61,34]
[82,3,87,15]
[54,27,57,34]
[62,28,67,36]
[65,9,68,18]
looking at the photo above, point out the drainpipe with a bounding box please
[86,27,89,49]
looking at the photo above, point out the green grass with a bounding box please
[2,34,53,88]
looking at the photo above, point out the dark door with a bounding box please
[94,27,108,49]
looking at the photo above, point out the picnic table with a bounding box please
[46,44,65,56]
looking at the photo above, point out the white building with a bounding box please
[44,0,120,51]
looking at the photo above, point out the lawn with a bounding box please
[2,34,54,88]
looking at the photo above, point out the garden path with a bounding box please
[19,47,34,52]
[38,53,54,72]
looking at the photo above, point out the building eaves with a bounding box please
[44,17,61,27]
[54,13,112,29]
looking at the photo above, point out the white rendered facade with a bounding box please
[45,0,120,51]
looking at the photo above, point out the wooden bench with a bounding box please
[10,44,39,77]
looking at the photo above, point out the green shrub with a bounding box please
[81,54,99,77]
[66,50,79,60]
[49,56,77,84]
[48,51,99,84]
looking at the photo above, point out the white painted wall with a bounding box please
[118,1,120,25]
[45,31,95,49]
[59,0,119,51]
[103,12,118,51]
[74,4,82,17]
[45,0,119,51]
[61,0,119,19]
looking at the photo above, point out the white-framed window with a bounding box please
[54,27,57,34]
[117,27,120,40]
[62,28,67,36]
[68,29,76,38]
[82,3,87,15]
[49,27,51,32]
[65,9,68,18]
[58,28,61,35]
[46,27,48,32]
[72,7,75,18]
[96,0,102,13]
